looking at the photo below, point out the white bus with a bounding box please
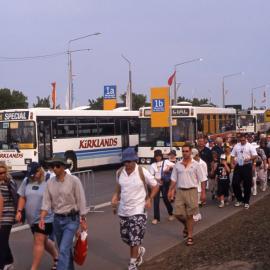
[138,103,236,165]
[236,110,269,133]
[0,108,139,172]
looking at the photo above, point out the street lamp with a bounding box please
[121,54,132,110]
[222,72,244,108]
[67,32,101,109]
[173,58,203,105]
[251,84,269,110]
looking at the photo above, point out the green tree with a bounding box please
[33,96,50,108]
[120,92,150,110]
[88,96,103,110]
[0,88,28,109]
[177,96,215,106]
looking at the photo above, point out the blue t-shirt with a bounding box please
[17,178,53,225]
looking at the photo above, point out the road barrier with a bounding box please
[72,169,103,213]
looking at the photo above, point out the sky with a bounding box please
[1,0,270,109]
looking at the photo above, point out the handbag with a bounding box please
[74,230,88,265]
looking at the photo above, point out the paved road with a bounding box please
[10,169,270,269]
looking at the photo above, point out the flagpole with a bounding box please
[169,85,173,151]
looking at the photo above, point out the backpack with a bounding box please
[255,149,264,167]
[116,165,148,198]
[161,161,172,182]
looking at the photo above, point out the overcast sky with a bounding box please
[1,0,270,109]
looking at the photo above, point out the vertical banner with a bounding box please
[151,87,170,127]
[103,85,117,110]
[51,82,56,109]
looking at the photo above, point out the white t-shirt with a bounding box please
[197,159,208,192]
[149,160,175,183]
[231,142,257,165]
[117,164,157,217]
[171,159,204,189]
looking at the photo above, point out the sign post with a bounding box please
[103,85,117,110]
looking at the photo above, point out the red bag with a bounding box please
[74,231,88,265]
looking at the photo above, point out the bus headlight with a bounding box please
[24,158,32,164]
[140,158,146,164]
[146,158,152,164]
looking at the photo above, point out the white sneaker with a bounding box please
[234,201,243,207]
[128,262,138,270]
[244,204,250,210]
[136,246,146,266]
[218,201,225,208]
[252,189,257,196]
[151,219,159,225]
[3,264,14,270]
[168,215,175,221]
[193,213,202,222]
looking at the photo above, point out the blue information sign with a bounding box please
[152,99,165,112]
[104,85,117,99]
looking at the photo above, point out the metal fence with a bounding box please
[72,169,100,213]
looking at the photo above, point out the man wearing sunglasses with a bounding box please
[39,157,87,270]
[168,144,204,246]
[231,134,257,210]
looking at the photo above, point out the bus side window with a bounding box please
[115,119,121,135]
[129,118,139,134]
[197,114,203,133]
[97,118,115,136]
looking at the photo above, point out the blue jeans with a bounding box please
[53,215,80,270]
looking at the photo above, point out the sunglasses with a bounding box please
[52,164,62,169]
[0,171,6,175]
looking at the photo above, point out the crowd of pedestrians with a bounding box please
[0,132,269,270]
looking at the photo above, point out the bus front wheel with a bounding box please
[65,152,77,172]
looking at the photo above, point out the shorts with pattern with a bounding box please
[173,188,199,217]
[119,214,147,247]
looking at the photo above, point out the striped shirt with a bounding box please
[0,180,16,225]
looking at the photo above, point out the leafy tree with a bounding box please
[177,96,215,106]
[33,96,50,108]
[0,88,28,109]
[88,96,103,110]
[120,92,150,110]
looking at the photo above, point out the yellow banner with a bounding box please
[103,99,117,110]
[151,87,170,127]
[264,109,270,122]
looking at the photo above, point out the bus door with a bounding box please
[120,119,129,148]
[37,120,53,163]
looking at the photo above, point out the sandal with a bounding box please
[51,258,58,270]
[186,237,194,246]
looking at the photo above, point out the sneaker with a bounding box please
[218,201,225,208]
[244,204,250,210]
[128,263,138,270]
[3,264,14,270]
[193,213,202,222]
[168,215,175,221]
[252,190,257,196]
[151,219,159,225]
[234,201,243,207]
[136,246,146,266]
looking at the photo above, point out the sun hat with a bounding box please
[122,148,138,163]
[191,148,199,158]
[26,162,41,177]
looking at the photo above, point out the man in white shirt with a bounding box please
[111,148,159,270]
[191,148,208,222]
[231,134,258,209]
[168,144,204,246]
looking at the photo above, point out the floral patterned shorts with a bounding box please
[119,214,147,246]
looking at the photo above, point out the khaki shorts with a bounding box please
[173,188,199,217]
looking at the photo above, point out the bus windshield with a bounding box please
[237,115,254,127]
[0,121,36,149]
[139,118,196,147]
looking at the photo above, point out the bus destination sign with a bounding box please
[172,108,190,116]
[0,111,29,121]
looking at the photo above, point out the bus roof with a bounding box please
[0,108,139,118]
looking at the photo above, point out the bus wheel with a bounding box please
[65,152,77,172]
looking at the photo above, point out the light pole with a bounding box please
[173,58,203,105]
[251,84,268,110]
[67,32,101,109]
[222,72,243,108]
[121,54,132,110]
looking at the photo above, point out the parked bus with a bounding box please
[0,108,139,172]
[138,103,236,165]
[236,109,270,134]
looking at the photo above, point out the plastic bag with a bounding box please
[74,230,88,265]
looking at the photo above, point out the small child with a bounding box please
[215,154,231,208]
